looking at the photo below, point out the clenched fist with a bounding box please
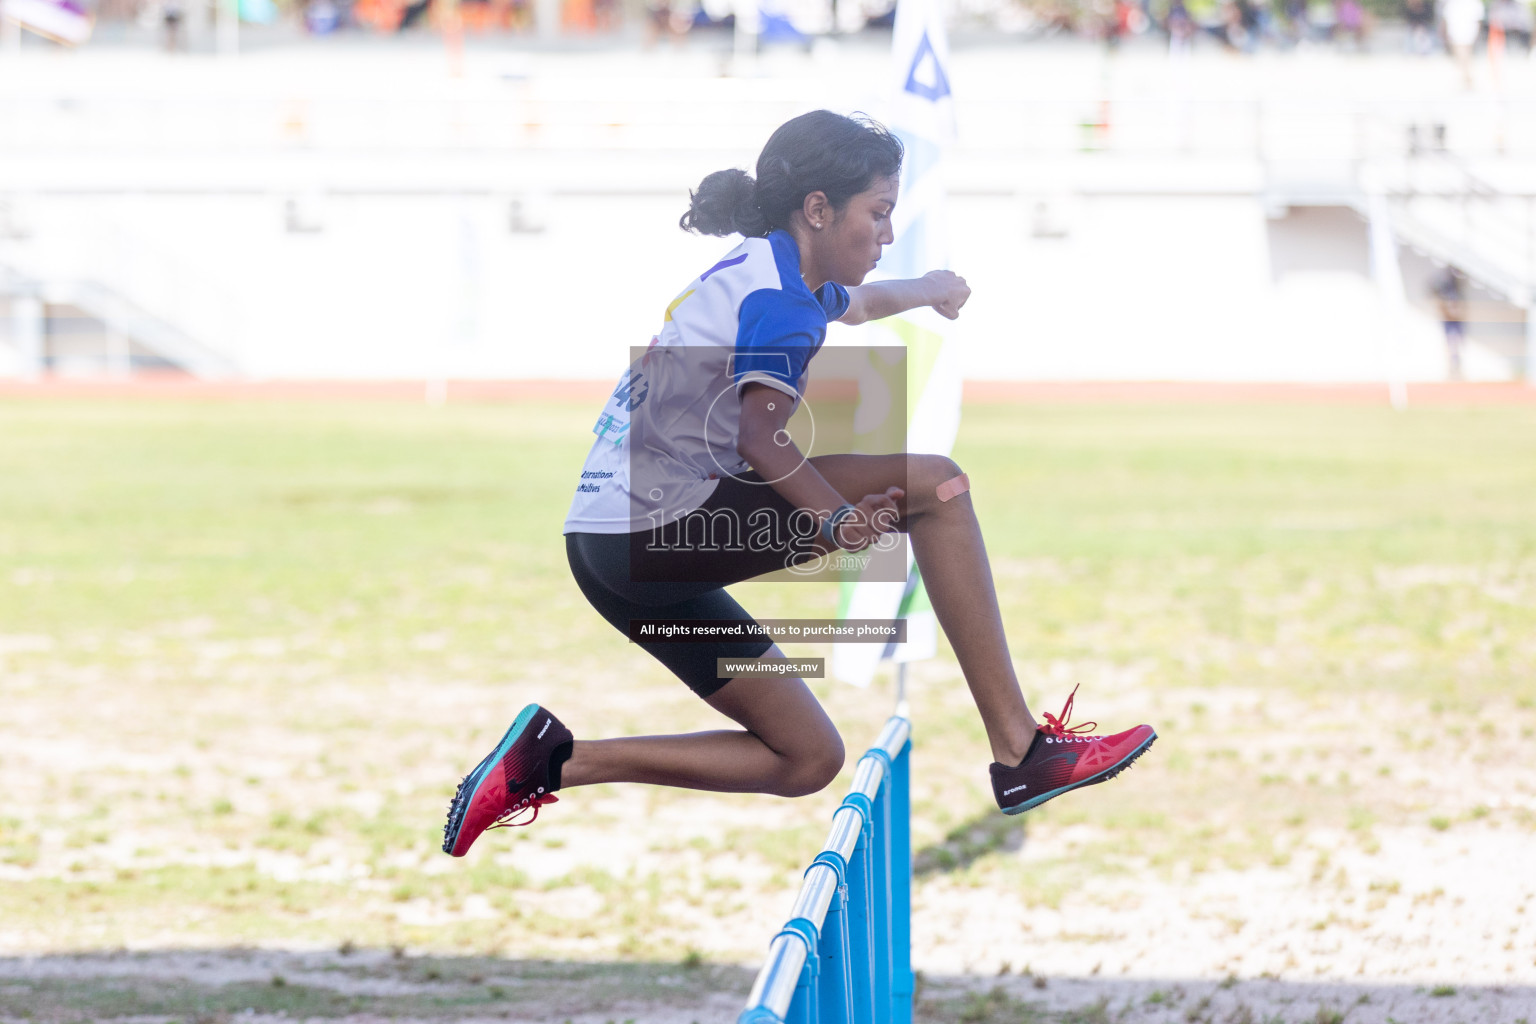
[924,269,971,320]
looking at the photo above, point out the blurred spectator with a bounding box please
[1431,266,1467,379]
[643,0,691,46]
[305,0,343,32]
[1234,0,1260,48]
[1488,0,1532,48]
[1405,0,1437,48]
[1442,0,1484,86]
[1166,0,1197,51]
[1102,0,1138,47]
[1283,0,1309,43]
[862,0,896,29]
[353,0,400,30]
[1335,0,1365,46]
[1216,0,1243,48]
[688,0,736,31]
[1253,0,1276,42]
[161,0,183,50]
[1309,0,1337,38]
[398,0,430,28]
[1036,0,1079,34]
[457,0,489,30]
[562,0,593,30]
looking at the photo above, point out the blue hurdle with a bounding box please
[738,707,914,1024]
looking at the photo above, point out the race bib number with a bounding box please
[592,358,650,448]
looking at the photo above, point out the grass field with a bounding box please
[2,397,1534,1024]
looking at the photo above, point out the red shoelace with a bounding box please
[1040,684,1098,738]
[488,793,559,830]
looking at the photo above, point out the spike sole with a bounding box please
[441,703,540,855]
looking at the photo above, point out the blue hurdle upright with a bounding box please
[738,708,914,1024]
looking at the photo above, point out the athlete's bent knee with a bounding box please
[772,738,846,798]
[910,454,965,513]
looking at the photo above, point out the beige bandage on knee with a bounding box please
[936,472,971,502]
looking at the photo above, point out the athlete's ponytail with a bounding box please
[678,168,768,237]
[679,110,903,238]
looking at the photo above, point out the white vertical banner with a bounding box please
[831,0,961,688]
[883,0,956,282]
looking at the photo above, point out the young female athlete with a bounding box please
[442,110,1156,858]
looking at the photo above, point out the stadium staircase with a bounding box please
[0,263,240,378]
[1261,109,1536,378]
[1375,154,1536,310]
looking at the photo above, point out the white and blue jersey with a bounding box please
[563,229,850,535]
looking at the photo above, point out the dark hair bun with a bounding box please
[679,169,768,237]
[679,111,903,239]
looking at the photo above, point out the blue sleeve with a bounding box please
[817,282,851,322]
[732,287,825,397]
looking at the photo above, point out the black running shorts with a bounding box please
[565,472,822,699]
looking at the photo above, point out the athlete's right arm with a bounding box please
[839,270,971,325]
[737,383,901,550]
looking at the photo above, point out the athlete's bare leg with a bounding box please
[558,646,845,796]
[806,452,1039,766]
[560,450,1034,792]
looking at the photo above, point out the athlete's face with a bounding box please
[820,176,899,287]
